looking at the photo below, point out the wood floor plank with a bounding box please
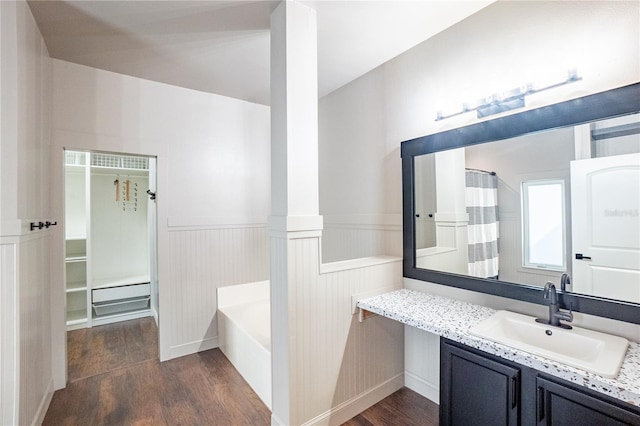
[67,317,158,382]
[45,350,273,425]
[48,317,437,426]
[342,387,439,426]
[121,361,167,426]
[42,374,101,425]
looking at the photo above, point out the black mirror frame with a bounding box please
[401,82,640,325]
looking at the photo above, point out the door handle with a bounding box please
[537,387,545,421]
[511,376,518,409]
[575,253,591,260]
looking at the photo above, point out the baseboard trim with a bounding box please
[271,413,288,426]
[152,307,159,326]
[32,379,54,426]
[168,336,219,360]
[302,373,404,426]
[405,371,439,404]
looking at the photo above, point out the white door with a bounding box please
[570,153,640,302]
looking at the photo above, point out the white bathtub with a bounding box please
[217,281,271,409]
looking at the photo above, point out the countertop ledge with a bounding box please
[357,288,640,407]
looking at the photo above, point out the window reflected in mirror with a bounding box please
[521,179,566,271]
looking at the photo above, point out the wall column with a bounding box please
[269,1,323,425]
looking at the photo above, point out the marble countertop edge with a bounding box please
[357,288,640,407]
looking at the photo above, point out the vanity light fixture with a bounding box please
[436,69,581,121]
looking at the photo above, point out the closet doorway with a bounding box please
[63,150,159,375]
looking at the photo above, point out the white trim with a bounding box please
[416,246,457,258]
[323,222,401,231]
[270,229,323,240]
[268,215,324,233]
[31,379,54,426]
[167,336,219,360]
[91,309,153,327]
[167,216,267,229]
[404,370,440,404]
[320,255,401,274]
[271,413,288,426]
[152,306,159,326]
[301,373,404,426]
[521,179,567,270]
[0,230,53,245]
[433,212,469,223]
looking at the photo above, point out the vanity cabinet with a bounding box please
[536,376,640,425]
[440,339,522,425]
[440,338,640,426]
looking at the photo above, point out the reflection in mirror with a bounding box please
[414,113,640,304]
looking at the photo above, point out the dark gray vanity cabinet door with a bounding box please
[536,376,640,426]
[441,339,520,426]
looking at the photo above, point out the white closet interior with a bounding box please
[64,150,157,330]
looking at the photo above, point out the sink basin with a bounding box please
[468,310,629,378]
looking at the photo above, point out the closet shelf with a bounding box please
[90,166,148,176]
[66,310,88,324]
[65,256,87,263]
[92,275,151,289]
[66,285,87,293]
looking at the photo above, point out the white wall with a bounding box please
[318,0,640,403]
[319,67,402,262]
[0,1,54,424]
[50,59,271,371]
[90,171,149,283]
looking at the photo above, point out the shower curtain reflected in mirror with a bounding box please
[466,169,499,279]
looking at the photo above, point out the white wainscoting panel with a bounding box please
[270,235,290,425]
[1,232,55,425]
[19,234,54,424]
[272,233,404,425]
[1,242,19,426]
[165,223,268,359]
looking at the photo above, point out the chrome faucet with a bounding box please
[536,281,573,329]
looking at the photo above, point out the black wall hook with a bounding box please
[146,189,156,200]
[30,221,58,231]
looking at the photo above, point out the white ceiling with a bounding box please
[28,0,494,105]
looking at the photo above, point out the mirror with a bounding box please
[402,83,640,324]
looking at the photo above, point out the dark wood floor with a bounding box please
[67,316,158,382]
[45,318,438,425]
[344,387,439,426]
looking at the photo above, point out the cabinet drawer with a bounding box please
[93,297,150,316]
[92,283,150,303]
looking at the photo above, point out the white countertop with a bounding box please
[357,288,640,407]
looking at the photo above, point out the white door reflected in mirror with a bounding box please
[571,153,640,303]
